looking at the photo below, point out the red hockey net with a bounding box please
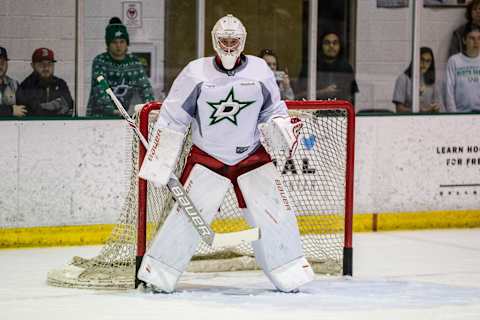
[47,100,354,289]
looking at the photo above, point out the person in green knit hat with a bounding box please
[87,17,154,116]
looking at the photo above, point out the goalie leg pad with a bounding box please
[138,164,232,292]
[138,255,182,293]
[269,256,314,293]
[237,162,314,292]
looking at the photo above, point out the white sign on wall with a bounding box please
[123,1,142,29]
[354,115,480,213]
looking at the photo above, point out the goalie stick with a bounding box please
[97,76,260,248]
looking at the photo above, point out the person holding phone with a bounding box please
[259,49,295,100]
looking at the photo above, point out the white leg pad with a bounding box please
[137,255,182,293]
[137,164,232,292]
[237,162,314,292]
[269,256,314,292]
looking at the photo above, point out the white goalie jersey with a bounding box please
[155,55,288,165]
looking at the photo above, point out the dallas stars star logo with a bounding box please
[207,88,255,125]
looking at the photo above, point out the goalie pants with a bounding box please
[180,145,271,208]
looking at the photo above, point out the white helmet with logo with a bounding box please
[211,14,247,70]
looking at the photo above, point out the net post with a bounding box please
[286,100,355,276]
[342,247,353,276]
[136,101,161,288]
[343,100,355,276]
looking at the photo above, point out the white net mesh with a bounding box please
[47,102,352,289]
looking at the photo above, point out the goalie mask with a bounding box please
[211,14,247,70]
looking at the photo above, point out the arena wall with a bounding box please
[1,115,479,247]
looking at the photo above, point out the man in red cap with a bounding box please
[0,47,27,117]
[16,48,73,116]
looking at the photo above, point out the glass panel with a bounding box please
[204,0,306,101]
[2,1,476,118]
[296,1,357,102]
[355,1,412,114]
[422,0,480,114]
[82,1,165,117]
[0,1,76,118]
[164,0,197,92]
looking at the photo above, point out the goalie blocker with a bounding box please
[138,122,185,187]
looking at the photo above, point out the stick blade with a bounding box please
[211,228,260,248]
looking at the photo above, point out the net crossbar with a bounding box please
[47,100,354,289]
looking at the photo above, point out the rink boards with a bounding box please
[0,115,480,247]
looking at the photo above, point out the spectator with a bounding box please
[315,31,359,102]
[448,0,480,57]
[393,47,443,113]
[0,47,26,117]
[87,17,154,116]
[16,48,73,116]
[446,23,480,112]
[259,49,295,100]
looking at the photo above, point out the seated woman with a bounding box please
[392,47,443,113]
[259,49,295,100]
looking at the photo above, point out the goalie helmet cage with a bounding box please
[46,100,354,290]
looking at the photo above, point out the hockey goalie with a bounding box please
[137,14,314,293]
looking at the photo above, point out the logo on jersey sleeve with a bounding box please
[206,88,255,125]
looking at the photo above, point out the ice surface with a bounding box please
[1,229,479,320]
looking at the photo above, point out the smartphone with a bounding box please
[274,71,285,82]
